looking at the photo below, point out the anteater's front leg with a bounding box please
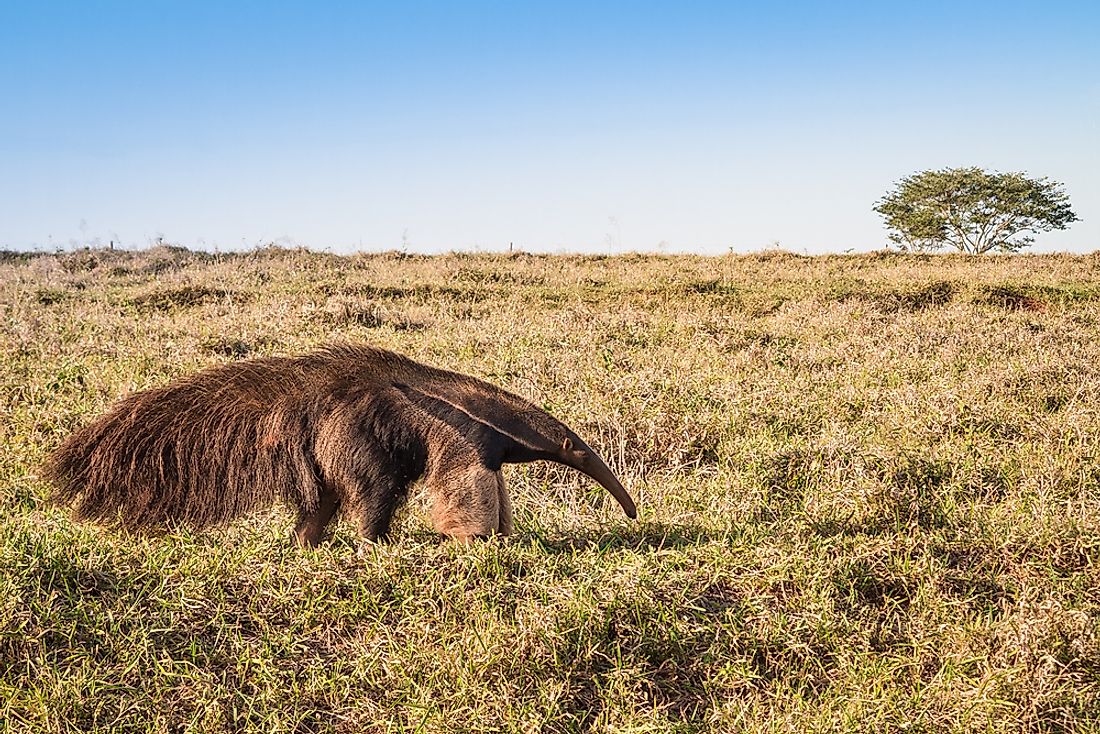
[426,453,512,543]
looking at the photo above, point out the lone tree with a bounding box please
[874,167,1078,254]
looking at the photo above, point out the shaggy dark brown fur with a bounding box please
[45,344,637,545]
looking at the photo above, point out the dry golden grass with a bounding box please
[2,246,1099,732]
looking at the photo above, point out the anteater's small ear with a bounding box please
[561,437,573,452]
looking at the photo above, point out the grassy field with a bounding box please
[2,246,1099,733]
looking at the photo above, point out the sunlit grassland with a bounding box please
[2,246,1099,732]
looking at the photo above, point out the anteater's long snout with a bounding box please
[561,438,637,519]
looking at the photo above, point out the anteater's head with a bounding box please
[554,434,637,519]
[434,378,639,520]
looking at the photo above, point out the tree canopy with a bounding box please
[874,167,1078,254]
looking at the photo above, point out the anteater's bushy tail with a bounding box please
[44,366,321,532]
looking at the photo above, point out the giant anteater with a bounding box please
[45,344,637,544]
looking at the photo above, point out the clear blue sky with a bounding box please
[2,1,1097,254]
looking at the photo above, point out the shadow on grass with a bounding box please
[522,520,726,553]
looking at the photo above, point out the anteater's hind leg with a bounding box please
[313,397,417,543]
[318,444,410,542]
[314,463,407,543]
[293,486,340,548]
[354,476,407,541]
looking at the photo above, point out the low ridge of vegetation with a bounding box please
[2,247,1099,732]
